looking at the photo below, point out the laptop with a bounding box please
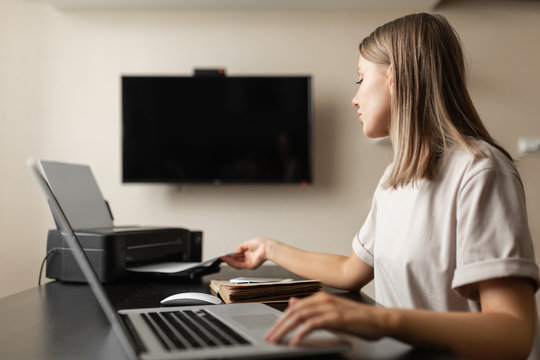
[28,158,350,360]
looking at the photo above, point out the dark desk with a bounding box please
[0,265,458,359]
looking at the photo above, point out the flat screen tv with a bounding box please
[122,75,312,184]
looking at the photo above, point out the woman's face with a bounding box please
[351,56,392,138]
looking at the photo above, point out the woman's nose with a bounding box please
[352,88,360,107]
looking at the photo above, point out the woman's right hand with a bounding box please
[221,237,278,270]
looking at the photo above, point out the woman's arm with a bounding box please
[266,277,536,360]
[221,237,373,291]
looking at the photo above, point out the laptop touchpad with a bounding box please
[232,314,280,329]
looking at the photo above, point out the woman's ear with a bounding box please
[386,64,394,94]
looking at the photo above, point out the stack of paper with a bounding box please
[209,279,322,304]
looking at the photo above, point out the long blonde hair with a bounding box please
[359,13,511,189]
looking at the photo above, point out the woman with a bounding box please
[223,13,539,359]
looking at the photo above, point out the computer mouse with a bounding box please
[160,292,223,306]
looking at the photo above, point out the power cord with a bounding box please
[38,248,60,286]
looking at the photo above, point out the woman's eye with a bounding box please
[356,78,363,85]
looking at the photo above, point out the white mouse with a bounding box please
[160,292,223,306]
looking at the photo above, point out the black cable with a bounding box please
[38,248,59,286]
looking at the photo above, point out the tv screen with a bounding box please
[122,75,312,184]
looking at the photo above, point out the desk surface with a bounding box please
[0,265,458,359]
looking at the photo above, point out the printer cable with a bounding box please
[38,248,60,286]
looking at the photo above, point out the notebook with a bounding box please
[28,158,350,360]
[209,279,322,304]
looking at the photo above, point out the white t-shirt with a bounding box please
[352,141,540,358]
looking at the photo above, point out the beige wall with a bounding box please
[1,0,540,309]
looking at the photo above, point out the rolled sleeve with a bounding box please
[453,167,539,300]
[452,257,539,299]
[353,231,374,267]
[352,190,379,268]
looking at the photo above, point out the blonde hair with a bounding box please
[359,13,511,189]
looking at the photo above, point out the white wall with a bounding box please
[1,0,540,309]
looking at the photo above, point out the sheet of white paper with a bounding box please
[127,262,203,274]
[126,254,234,274]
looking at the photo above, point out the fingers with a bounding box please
[267,293,386,344]
[289,313,332,346]
[265,293,334,345]
[221,249,262,269]
[234,244,249,253]
[221,253,248,269]
[221,253,244,262]
[223,237,271,269]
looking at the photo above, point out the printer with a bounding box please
[46,226,203,283]
[40,160,206,283]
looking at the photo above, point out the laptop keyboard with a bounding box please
[139,309,251,351]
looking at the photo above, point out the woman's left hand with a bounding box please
[265,291,388,346]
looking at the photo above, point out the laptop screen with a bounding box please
[28,158,138,360]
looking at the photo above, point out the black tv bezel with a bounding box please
[121,74,313,185]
